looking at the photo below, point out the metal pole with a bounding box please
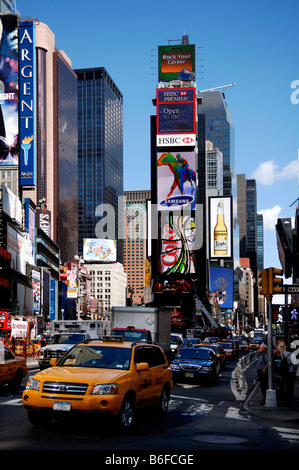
[265,297,277,407]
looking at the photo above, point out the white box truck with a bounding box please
[38,320,110,369]
[110,306,171,358]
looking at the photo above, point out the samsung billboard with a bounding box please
[157,151,196,210]
[19,20,36,186]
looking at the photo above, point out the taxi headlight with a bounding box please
[25,377,40,391]
[92,383,119,395]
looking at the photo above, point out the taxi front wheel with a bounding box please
[118,396,135,430]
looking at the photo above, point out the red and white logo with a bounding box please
[182,137,194,144]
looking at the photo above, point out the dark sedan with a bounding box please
[170,347,220,385]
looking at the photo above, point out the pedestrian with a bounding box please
[256,343,268,405]
[280,345,297,406]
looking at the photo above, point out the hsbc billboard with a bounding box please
[156,87,196,147]
[156,134,196,147]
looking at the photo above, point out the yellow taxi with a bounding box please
[22,336,173,429]
[0,345,28,388]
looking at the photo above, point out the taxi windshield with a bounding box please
[49,334,86,345]
[57,345,131,370]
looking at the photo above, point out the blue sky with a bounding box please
[17,0,299,276]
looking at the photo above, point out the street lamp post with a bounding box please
[74,254,84,320]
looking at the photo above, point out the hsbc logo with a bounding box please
[156,134,196,147]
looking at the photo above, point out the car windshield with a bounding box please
[218,343,233,349]
[112,330,147,342]
[178,348,212,361]
[171,336,181,345]
[49,334,87,345]
[57,345,131,370]
[196,345,218,354]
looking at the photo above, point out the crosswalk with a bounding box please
[272,426,299,444]
[2,396,299,445]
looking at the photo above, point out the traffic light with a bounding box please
[268,267,284,295]
[258,269,269,296]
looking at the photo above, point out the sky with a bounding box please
[16,0,299,281]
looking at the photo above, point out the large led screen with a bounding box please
[0,15,18,168]
[159,213,196,275]
[83,238,117,261]
[157,151,196,210]
[209,196,232,259]
[19,20,36,186]
[156,88,196,135]
[158,44,195,82]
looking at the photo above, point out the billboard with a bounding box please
[158,44,195,82]
[2,183,22,224]
[83,238,116,261]
[19,20,36,186]
[0,15,18,168]
[157,151,196,210]
[159,213,196,274]
[209,267,234,309]
[209,196,232,258]
[156,87,196,135]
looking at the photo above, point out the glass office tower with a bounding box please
[75,68,123,262]
[198,91,235,196]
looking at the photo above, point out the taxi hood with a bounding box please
[35,366,128,384]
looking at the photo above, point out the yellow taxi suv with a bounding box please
[22,336,173,430]
[0,345,28,389]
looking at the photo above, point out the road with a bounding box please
[0,355,299,458]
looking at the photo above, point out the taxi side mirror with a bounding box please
[136,362,149,372]
[49,358,58,366]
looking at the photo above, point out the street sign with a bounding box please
[282,285,299,294]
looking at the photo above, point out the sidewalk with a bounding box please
[243,361,299,422]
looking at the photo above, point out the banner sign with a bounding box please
[19,20,36,186]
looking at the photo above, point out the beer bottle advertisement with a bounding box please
[209,196,232,258]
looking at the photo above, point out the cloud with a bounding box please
[258,205,282,230]
[252,159,298,185]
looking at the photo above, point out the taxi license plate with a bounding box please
[53,401,71,411]
[185,372,194,378]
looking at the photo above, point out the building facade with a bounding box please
[75,68,123,262]
[124,190,150,306]
[22,23,78,264]
[84,262,127,317]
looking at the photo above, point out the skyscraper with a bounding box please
[237,174,258,312]
[22,23,78,264]
[198,91,235,196]
[75,68,123,262]
[124,190,150,305]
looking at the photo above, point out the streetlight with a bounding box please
[74,253,84,320]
